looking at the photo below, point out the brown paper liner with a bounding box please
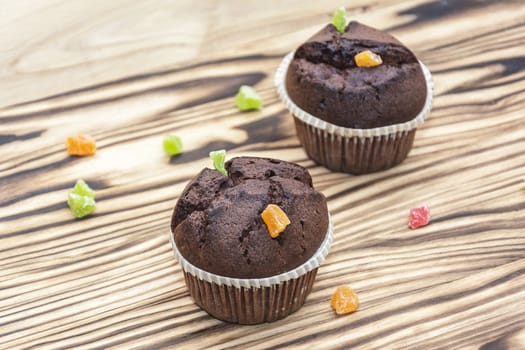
[294,118,417,174]
[183,268,318,324]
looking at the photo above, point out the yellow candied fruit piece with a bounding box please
[330,286,359,315]
[354,50,383,68]
[67,135,97,156]
[261,204,291,238]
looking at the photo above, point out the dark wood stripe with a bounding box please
[0,54,280,110]
[2,0,525,349]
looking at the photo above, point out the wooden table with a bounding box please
[2,1,525,348]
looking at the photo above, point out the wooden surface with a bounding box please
[2,0,525,349]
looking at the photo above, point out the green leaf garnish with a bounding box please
[235,85,263,111]
[209,149,228,176]
[163,134,183,156]
[332,6,347,33]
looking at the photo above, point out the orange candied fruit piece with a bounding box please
[261,204,291,238]
[67,135,97,156]
[354,50,383,68]
[331,285,359,315]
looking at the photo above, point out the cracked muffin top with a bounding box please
[285,21,427,129]
[171,157,329,279]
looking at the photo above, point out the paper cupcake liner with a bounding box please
[293,120,417,173]
[275,51,434,174]
[169,216,333,324]
[182,266,318,324]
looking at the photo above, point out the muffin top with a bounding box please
[285,21,427,129]
[171,157,329,279]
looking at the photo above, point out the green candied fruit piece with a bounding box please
[68,192,96,218]
[209,149,228,176]
[332,6,347,33]
[72,179,95,199]
[163,134,183,156]
[235,85,263,111]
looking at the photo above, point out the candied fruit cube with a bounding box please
[332,7,347,34]
[235,85,263,111]
[408,205,430,229]
[331,286,359,315]
[261,204,290,238]
[354,50,383,68]
[163,134,183,156]
[67,135,96,156]
[209,149,228,176]
[72,179,95,199]
[68,192,96,218]
[68,179,96,219]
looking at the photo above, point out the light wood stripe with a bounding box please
[1,0,525,349]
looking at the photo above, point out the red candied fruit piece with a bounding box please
[408,205,430,229]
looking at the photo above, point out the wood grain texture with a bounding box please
[1,0,525,349]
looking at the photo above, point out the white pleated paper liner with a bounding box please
[274,51,434,139]
[169,215,333,288]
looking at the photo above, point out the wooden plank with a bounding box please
[1,0,525,349]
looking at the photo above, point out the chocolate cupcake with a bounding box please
[275,20,433,174]
[169,156,332,324]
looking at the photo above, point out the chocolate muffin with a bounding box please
[275,20,433,174]
[169,156,333,324]
[286,21,427,129]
